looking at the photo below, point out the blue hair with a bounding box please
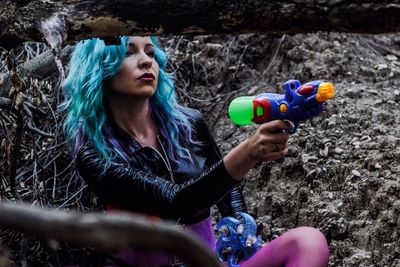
[60,36,199,171]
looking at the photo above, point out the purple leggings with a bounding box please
[115,217,329,267]
[65,218,329,267]
[238,226,329,267]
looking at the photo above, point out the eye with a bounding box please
[126,50,135,57]
[146,48,155,58]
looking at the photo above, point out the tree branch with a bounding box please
[0,203,221,267]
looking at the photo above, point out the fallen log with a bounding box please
[1,0,400,48]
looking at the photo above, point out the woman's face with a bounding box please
[110,36,159,98]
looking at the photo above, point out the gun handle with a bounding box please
[272,121,298,163]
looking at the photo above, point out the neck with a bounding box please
[108,94,158,141]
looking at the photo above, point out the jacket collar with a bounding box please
[103,115,142,154]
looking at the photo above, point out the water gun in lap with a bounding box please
[228,80,335,131]
[216,212,262,267]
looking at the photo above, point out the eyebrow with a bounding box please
[127,42,155,48]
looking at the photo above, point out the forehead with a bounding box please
[127,36,154,47]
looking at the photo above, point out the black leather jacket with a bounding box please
[75,109,247,224]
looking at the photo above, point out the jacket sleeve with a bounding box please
[195,114,248,217]
[76,140,240,221]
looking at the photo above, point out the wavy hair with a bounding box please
[60,36,199,171]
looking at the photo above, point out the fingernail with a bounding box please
[283,119,295,129]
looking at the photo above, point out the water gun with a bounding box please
[215,212,262,267]
[228,80,334,132]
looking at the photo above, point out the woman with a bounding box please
[61,36,329,267]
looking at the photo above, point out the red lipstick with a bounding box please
[137,73,155,81]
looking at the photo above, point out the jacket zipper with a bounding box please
[157,134,174,182]
[144,135,174,182]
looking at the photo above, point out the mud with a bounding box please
[166,32,400,266]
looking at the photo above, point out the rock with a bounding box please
[334,148,344,154]
[320,145,329,158]
[302,154,319,163]
[360,136,372,142]
[394,90,400,102]
[385,54,398,61]
[374,163,382,169]
[375,63,388,70]
[352,170,362,177]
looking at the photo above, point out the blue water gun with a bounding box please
[228,80,335,132]
[216,213,262,267]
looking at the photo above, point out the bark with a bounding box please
[1,0,400,49]
[0,203,221,267]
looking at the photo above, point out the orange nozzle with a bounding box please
[316,82,334,102]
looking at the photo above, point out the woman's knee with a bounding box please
[286,227,329,257]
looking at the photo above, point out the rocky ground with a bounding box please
[165,32,400,267]
[0,32,399,266]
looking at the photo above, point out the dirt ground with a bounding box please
[166,32,400,267]
[0,32,399,266]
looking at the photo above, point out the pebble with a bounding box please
[394,90,400,102]
[375,63,388,70]
[320,145,329,157]
[322,138,332,145]
[374,163,382,169]
[352,170,361,177]
[386,54,398,61]
[353,141,362,146]
[392,61,400,67]
[335,148,343,154]
[351,137,359,143]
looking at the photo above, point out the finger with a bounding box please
[262,148,288,161]
[269,133,290,143]
[260,133,289,144]
[282,119,295,130]
[259,142,287,156]
[259,120,294,133]
[273,143,287,152]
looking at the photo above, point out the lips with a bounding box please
[137,73,155,81]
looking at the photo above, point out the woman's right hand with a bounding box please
[223,120,294,182]
[245,120,293,162]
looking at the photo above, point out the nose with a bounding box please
[138,51,153,69]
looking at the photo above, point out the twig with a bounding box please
[26,121,54,138]
[232,44,249,80]
[56,184,87,211]
[174,34,286,103]
[9,111,23,201]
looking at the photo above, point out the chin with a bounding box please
[129,86,157,98]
